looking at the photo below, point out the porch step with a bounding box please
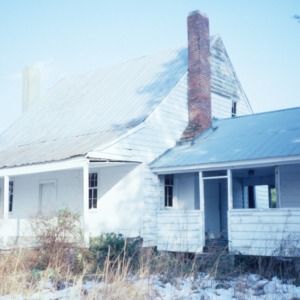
[204,239,228,254]
[196,252,235,276]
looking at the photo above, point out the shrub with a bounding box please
[30,208,83,273]
[88,233,141,272]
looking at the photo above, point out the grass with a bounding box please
[0,242,299,298]
[0,208,298,298]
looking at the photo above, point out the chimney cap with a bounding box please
[188,10,208,18]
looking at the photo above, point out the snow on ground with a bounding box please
[1,273,300,299]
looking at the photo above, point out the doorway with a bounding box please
[204,178,228,241]
[39,182,56,214]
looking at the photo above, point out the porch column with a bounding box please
[83,163,89,246]
[199,171,205,247]
[275,166,281,208]
[227,169,233,210]
[3,176,9,219]
[199,171,204,211]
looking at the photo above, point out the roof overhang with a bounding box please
[89,158,141,169]
[0,157,88,177]
[0,156,141,177]
[151,155,300,175]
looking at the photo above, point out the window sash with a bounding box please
[89,173,98,209]
[9,181,13,212]
[164,175,174,207]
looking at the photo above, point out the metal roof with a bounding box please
[151,107,300,170]
[0,47,188,168]
[0,36,250,168]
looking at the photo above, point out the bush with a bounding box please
[30,208,83,273]
[88,233,141,271]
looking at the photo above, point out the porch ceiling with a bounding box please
[232,166,274,179]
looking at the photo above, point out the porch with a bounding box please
[0,158,142,248]
[156,162,300,256]
[229,208,300,257]
[157,210,204,253]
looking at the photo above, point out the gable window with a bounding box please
[231,101,237,117]
[89,173,98,209]
[164,175,174,207]
[9,181,14,212]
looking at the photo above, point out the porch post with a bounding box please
[199,171,204,211]
[275,166,281,208]
[199,171,205,247]
[3,176,9,219]
[227,169,233,251]
[83,163,89,246]
[227,169,233,210]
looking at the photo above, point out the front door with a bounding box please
[39,182,56,214]
[204,178,228,240]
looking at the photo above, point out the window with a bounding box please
[248,186,255,208]
[231,101,237,117]
[89,173,98,209]
[9,181,13,212]
[270,186,277,208]
[164,175,174,207]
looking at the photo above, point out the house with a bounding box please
[0,11,253,249]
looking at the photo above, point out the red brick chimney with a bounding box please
[181,11,211,141]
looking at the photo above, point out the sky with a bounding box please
[1,0,299,131]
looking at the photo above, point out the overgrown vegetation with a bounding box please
[30,208,83,273]
[0,209,299,298]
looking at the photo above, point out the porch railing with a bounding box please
[229,208,300,257]
[157,210,204,253]
[0,218,33,248]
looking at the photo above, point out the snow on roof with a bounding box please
[151,107,300,170]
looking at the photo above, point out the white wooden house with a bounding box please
[0,11,253,249]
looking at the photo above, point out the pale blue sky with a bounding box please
[1,0,299,130]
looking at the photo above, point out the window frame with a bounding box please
[9,181,13,212]
[164,174,174,208]
[89,172,98,209]
[231,101,237,117]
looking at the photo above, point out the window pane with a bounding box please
[9,181,13,212]
[89,172,98,209]
[93,200,97,208]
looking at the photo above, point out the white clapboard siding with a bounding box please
[157,210,204,253]
[90,75,188,245]
[88,164,143,238]
[0,169,83,219]
[0,217,84,248]
[255,186,269,209]
[280,164,300,208]
[86,40,253,246]
[211,93,232,119]
[229,209,300,257]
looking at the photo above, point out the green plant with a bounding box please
[88,233,140,272]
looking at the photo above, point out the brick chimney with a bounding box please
[181,11,211,141]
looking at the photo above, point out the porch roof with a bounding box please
[151,107,300,170]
